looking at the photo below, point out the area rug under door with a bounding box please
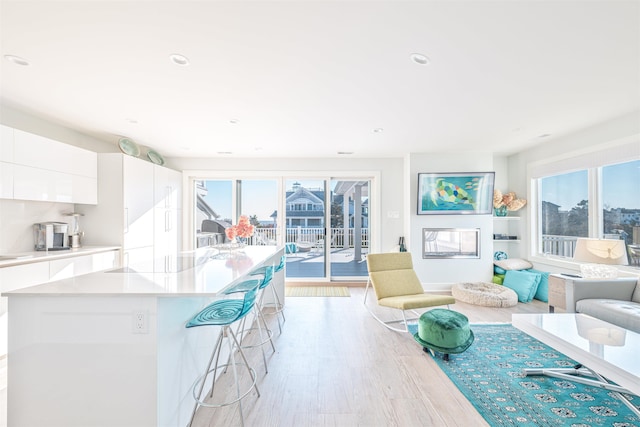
[414,324,640,426]
[285,286,350,297]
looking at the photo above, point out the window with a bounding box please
[534,155,640,269]
[602,160,640,267]
[539,170,588,257]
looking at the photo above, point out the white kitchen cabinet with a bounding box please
[78,154,181,268]
[0,125,14,199]
[0,162,13,199]
[153,165,181,210]
[153,166,182,271]
[0,125,14,162]
[0,262,50,294]
[13,129,96,178]
[49,251,119,281]
[2,127,97,204]
[123,156,155,251]
[13,164,73,202]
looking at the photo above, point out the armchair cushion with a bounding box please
[370,269,424,299]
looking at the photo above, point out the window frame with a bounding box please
[529,146,639,273]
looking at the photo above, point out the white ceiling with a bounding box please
[1,1,639,159]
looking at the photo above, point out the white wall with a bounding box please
[171,156,405,255]
[508,109,640,276]
[407,152,496,289]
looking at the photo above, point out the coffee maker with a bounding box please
[33,222,70,251]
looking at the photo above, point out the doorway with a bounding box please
[283,178,370,280]
[192,175,373,281]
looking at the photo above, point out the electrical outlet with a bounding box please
[133,310,148,334]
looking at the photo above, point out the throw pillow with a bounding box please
[492,274,505,285]
[494,265,507,275]
[503,270,542,303]
[527,268,549,302]
[494,258,534,271]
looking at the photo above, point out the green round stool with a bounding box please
[413,309,474,360]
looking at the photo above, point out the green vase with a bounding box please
[494,206,508,217]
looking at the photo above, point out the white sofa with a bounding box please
[566,277,640,333]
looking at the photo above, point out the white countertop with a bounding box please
[0,245,121,268]
[4,245,282,297]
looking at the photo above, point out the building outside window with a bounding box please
[539,170,588,257]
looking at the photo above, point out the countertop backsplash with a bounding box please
[0,199,75,254]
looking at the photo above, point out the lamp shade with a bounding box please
[573,238,629,265]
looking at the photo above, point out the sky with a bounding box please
[202,179,328,223]
[542,160,639,210]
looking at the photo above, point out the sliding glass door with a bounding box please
[193,175,373,281]
[329,179,370,280]
[283,179,327,278]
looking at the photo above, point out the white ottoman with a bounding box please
[451,282,518,308]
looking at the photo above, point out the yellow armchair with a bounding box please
[364,252,455,332]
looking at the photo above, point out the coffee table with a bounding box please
[512,313,640,417]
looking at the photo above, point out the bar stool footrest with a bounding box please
[192,363,258,408]
[240,327,274,349]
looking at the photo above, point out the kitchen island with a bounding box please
[3,245,284,427]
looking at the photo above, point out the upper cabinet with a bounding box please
[0,125,14,199]
[0,126,97,204]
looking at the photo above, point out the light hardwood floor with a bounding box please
[192,286,548,427]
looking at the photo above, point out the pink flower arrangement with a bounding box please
[225,215,255,240]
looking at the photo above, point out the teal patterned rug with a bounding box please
[409,323,640,426]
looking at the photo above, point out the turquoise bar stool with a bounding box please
[185,279,261,427]
[250,255,286,332]
[224,272,276,374]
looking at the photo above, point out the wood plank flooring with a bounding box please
[192,286,548,427]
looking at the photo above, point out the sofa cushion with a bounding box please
[503,270,541,303]
[576,299,640,334]
[632,279,640,303]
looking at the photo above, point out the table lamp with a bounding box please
[573,238,629,279]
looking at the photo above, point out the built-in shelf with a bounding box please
[493,216,520,243]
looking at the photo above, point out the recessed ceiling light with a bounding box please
[373,128,384,133]
[169,53,190,66]
[217,151,233,155]
[337,151,354,155]
[125,118,138,124]
[537,133,552,138]
[410,53,430,65]
[4,55,30,66]
[229,119,239,124]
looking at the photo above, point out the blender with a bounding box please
[65,212,84,248]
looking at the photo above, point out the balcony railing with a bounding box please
[196,227,369,249]
[541,235,579,258]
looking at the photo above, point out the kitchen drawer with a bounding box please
[0,262,50,293]
[50,251,118,281]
